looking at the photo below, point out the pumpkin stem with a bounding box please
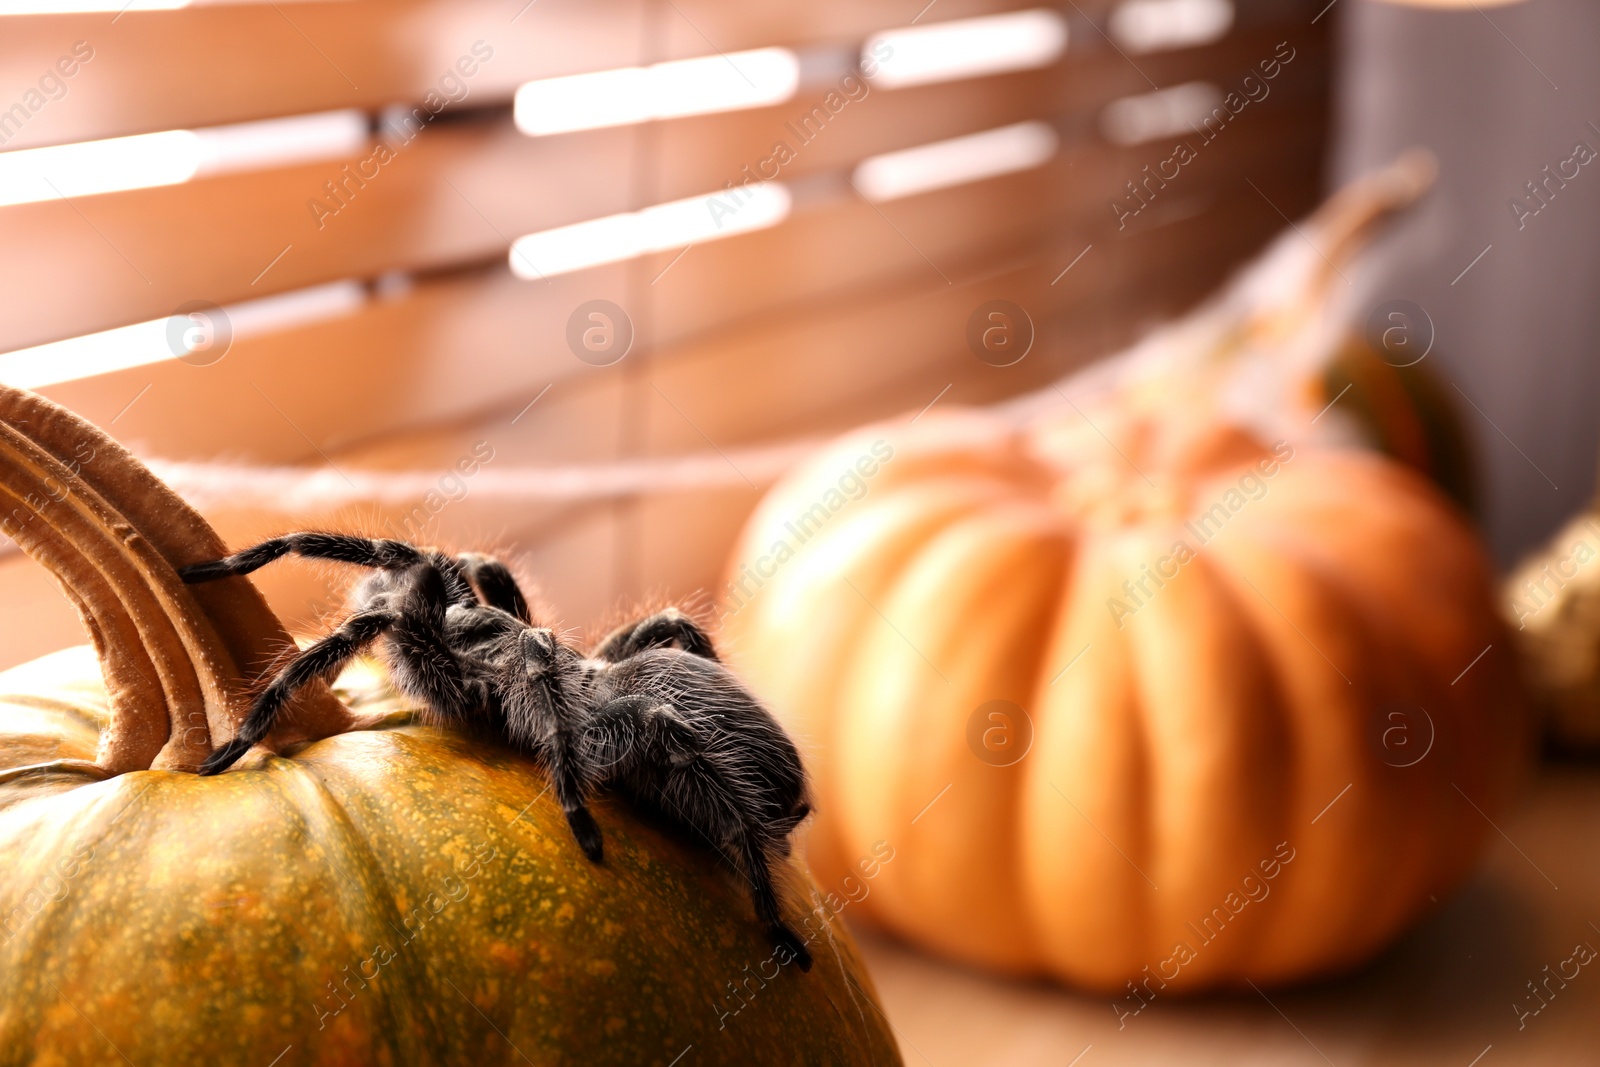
[1300,148,1438,298]
[0,758,110,785]
[0,385,359,773]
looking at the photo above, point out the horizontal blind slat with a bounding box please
[33,162,1319,465]
[0,0,1078,150]
[0,23,1326,351]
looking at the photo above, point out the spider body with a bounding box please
[181,532,813,970]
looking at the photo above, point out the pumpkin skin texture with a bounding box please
[0,648,901,1066]
[721,408,1528,993]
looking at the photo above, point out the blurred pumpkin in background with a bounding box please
[0,386,899,1066]
[722,406,1526,992]
[1320,336,1477,516]
[718,148,1527,995]
[1504,472,1600,750]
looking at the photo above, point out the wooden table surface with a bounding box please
[852,763,1600,1066]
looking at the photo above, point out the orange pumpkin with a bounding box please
[0,385,900,1065]
[722,406,1527,993]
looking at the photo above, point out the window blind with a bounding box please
[0,0,1330,663]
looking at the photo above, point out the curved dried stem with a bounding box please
[1306,148,1439,293]
[0,385,359,772]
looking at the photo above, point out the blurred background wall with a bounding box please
[1333,0,1600,565]
[3,0,1595,645]
[0,0,1336,666]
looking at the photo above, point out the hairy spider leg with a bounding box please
[200,564,476,776]
[456,552,531,622]
[674,753,814,973]
[183,531,481,615]
[179,532,428,584]
[381,563,478,722]
[739,833,814,972]
[199,607,398,775]
[586,695,812,970]
[591,609,719,662]
[515,629,605,863]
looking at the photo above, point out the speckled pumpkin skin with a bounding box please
[0,647,900,1066]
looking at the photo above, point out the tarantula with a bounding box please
[181,532,814,970]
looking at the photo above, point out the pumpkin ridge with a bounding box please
[258,752,448,1064]
[832,505,1062,968]
[0,766,236,1056]
[1206,504,1444,977]
[1269,460,1524,857]
[1194,531,1368,979]
[0,694,106,735]
[1118,543,1288,988]
[1236,474,1496,816]
[1019,534,1151,986]
[1161,546,1295,980]
[1101,567,1158,979]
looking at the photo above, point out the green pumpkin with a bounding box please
[1321,335,1477,517]
[0,383,898,1066]
[0,647,900,1065]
